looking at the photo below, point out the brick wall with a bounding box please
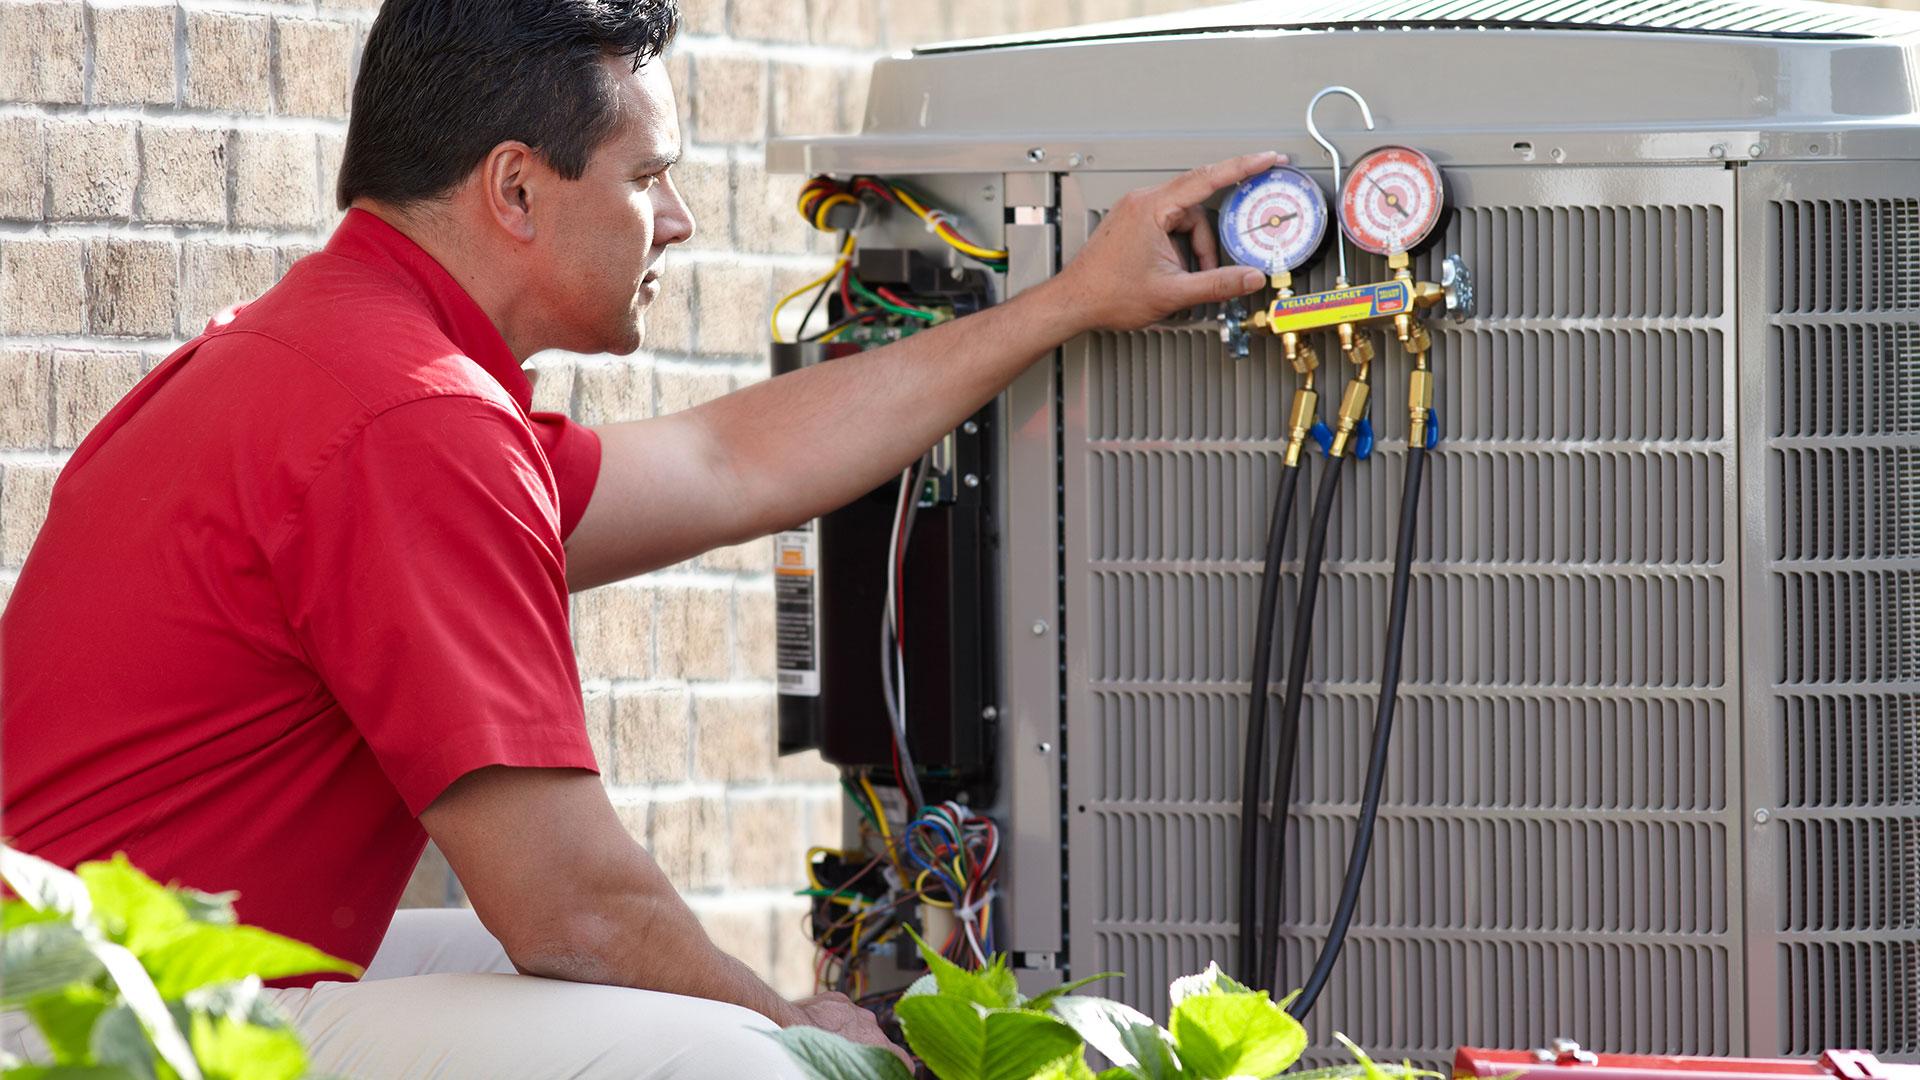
[4,0,1912,999]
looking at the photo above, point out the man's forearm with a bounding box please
[512,876,802,1026]
[694,273,1095,542]
[565,275,1095,589]
[562,154,1274,590]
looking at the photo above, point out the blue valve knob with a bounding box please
[1310,420,1334,456]
[1424,408,1440,450]
[1355,418,1375,460]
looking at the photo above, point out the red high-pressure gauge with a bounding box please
[1338,145,1445,256]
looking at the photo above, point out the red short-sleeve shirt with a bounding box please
[0,209,604,976]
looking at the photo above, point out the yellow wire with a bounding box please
[858,775,893,843]
[769,233,857,344]
[889,184,1008,261]
[808,191,856,230]
[914,870,955,907]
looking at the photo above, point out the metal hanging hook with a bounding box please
[1306,86,1376,284]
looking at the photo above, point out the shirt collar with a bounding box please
[323,208,533,414]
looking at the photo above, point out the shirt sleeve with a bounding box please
[272,395,598,815]
[527,413,602,541]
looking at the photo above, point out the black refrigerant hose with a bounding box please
[1256,451,1347,993]
[1288,441,1427,1020]
[1235,460,1303,988]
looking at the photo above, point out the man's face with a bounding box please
[534,55,693,356]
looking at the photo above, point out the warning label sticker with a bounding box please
[774,529,820,697]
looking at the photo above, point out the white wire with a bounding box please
[881,464,928,810]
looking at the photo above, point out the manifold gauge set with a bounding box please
[1216,86,1480,1014]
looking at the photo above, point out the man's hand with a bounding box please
[791,992,912,1067]
[1045,150,1279,332]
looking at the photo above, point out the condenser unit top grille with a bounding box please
[918,0,1920,52]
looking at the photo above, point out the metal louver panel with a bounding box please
[1059,167,1743,1069]
[1740,164,1920,1061]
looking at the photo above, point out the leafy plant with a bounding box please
[1,846,360,1080]
[771,932,1441,1080]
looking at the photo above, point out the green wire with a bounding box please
[847,275,937,322]
[841,778,884,833]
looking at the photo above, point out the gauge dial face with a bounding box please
[1338,145,1445,256]
[1218,166,1329,274]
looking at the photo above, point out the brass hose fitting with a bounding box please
[1284,380,1319,468]
[1329,370,1371,459]
[1407,363,1433,447]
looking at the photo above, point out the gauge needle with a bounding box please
[1243,211,1298,237]
[1367,175,1412,219]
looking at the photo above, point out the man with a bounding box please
[0,0,1275,1075]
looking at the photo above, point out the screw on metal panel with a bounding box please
[1750,144,1765,157]
[1710,144,1727,159]
[1754,808,1772,824]
[950,267,965,281]
[1027,147,1046,162]
[1550,147,1565,162]
[981,705,998,720]
[1031,620,1048,635]
[1037,742,1052,753]
[1067,153,1083,168]
[962,420,979,435]
[963,474,980,488]
[983,186,997,200]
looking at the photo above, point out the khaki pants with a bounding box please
[8,909,808,1080]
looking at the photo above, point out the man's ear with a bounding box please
[481,141,540,243]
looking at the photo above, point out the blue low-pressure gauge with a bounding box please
[1218,166,1329,274]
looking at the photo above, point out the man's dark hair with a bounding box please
[337,0,679,210]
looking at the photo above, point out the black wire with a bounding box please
[1237,459,1304,988]
[802,308,878,343]
[796,234,846,336]
[1258,450,1347,993]
[1289,442,1426,1020]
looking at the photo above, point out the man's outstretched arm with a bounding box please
[421,765,896,1051]
[563,152,1277,591]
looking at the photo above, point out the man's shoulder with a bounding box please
[209,251,515,417]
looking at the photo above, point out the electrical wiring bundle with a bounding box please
[800,778,1001,1018]
[770,176,1009,344]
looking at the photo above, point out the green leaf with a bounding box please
[980,955,1022,1010]
[2,922,107,1007]
[1289,1062,1442,1080]
[4,900,65,931]
[87,1007,156,1080]
[181,979,292,1031]
[766,1027,914,1080]
[1165,963,1254,1007]
[1047,997,1180,1080]
[187,1015,307,1080]
[0,849,94,926]
[1330,1033,1443,1080]
[74,859,185,956]
[895,997,1083,1080]
[1027,973,1123,1013]
[138,924,359,1000]
[1095,1070,1137,1080]
[3,1066,140,1079]
[900,973,940,1001]
[1029,1053,1098,1080]
[25,988,112,1065]
[85,940,200,1080]
[1168,991,1305,1080]
[905,928,1010,1010]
